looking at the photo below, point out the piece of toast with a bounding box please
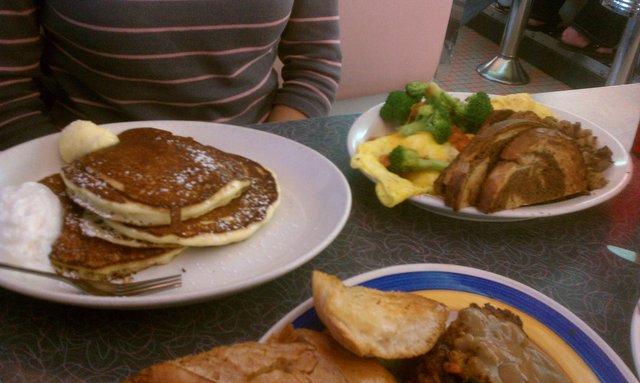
[270,325,398,383]
[124,327,398,383]
[434,118,546,210]
[312,270,449,359]
[122,341,346,383]
[476,128,588,212]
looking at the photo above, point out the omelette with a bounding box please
[351,132,459,207]
[490,93,556,118]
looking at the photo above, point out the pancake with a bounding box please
[61,128,251,226]
[40,174,185,281]
[79,210,181,248]
[104,156,280,247]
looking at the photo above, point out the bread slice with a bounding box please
[270,325,397,383]
[124,327,399,383]
[434,118,547,210]
[476,128,588,212]
[122,341,347,383]
[312,271,449,359]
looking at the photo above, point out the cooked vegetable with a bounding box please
[425,82,493,133]
[397,98,452,144]
[454,91,493,133]
[380,81,493,144]
[379,90,416,126]
[448,126,471,151]
[387,145,449,174]
[404,81,430,100]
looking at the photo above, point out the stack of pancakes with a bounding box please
[42,127,280,281]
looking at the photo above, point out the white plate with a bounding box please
[347,94,633,222]
[0,121,351,309]
[262,264,638,382]
[631,300,640,377]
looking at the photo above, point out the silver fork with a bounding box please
[0,261,181,296]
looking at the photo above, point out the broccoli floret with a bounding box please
[379,90,416,126]
[405,81,430,101]
[424,83,493,133]
[387,145,449,174]
[455,91,493,133]
[383,81,492,139]
[397,101,452,144]
[423,82,457,108]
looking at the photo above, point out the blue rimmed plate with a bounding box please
[262,264,638,383]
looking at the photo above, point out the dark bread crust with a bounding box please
[476,128,588,213]
[434,118,547,210]
[122,341,347,383]
[434,111,610,213]
[124,328,398,383]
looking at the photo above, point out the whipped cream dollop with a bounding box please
[0,182,62,271]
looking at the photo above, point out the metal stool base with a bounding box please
[477,55,530,85]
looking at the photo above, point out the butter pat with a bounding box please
[59,120,119,163]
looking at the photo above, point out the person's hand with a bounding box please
[267,105,307,122]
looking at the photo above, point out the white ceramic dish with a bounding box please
[262,264,638,382]
[0,121,351,309]
[347,93,633,222]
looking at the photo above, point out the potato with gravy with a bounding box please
[412,303,570,383]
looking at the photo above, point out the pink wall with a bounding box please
[336,0,453,100]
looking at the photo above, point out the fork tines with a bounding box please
[114,274,182,296]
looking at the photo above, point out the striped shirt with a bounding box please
[0,0,341,148]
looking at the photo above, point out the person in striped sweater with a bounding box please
[0,0,342,149]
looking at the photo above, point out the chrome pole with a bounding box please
[477,0,533,85]
[602,0,640,85]
[602,0,640,16]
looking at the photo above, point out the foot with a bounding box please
[527,18,546,27]
[561,27,614,55]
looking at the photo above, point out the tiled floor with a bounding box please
[331,24,573,115]
[436,27,573,95]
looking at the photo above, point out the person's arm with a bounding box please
[267,104,307,122]
[0,1,59,149]
[271,0,341,120]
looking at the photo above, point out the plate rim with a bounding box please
[261,263,638,382]
[347,94,633,222]
[0,120,352,309]
[631,299,640,377]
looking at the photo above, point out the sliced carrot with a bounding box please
[449,126,471,151]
